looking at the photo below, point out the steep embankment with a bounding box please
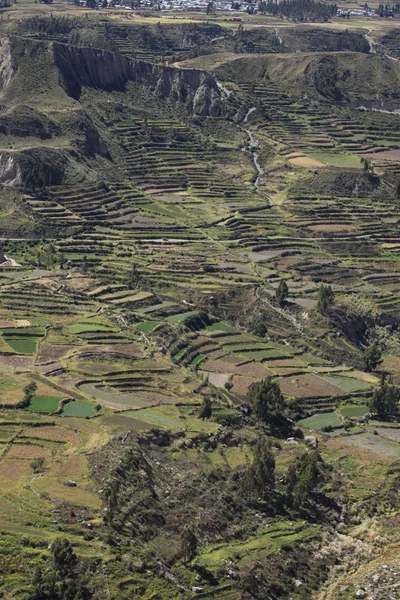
[213,51,400,108]
[0,34,223,186]
[53,42,222,116]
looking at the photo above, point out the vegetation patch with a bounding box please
[135,320,161,332]
[298,412,343,430]
[61,401,97,418]
[339,404,369,418]
[26,395,60,413]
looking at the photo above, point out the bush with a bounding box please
[31,457,45,473]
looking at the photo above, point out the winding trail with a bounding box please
[365,28,398,61]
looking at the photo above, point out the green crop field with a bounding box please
[62,401,97,418]
[340,404,369,417]
[4,337,39,354]
[135,321,161,332]
[26,395,60,413]
[206,322,237,333]
[319,375,371,392]
[306,151,362,168]
[166,311,201,323]
[298,412,343,430]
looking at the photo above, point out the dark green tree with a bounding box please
[242,437,275,500]
[287,450,322,511]
[369,382,400,418]
[81,255,88,273]
[198,396,212,420]
[51,538,78,578]
[181,527,197,563]
[317,284,334,313]
[276,279,289,307]
[363,343,383,372]
[249,377,285,424]
[127,264,139,289]
[30,537,90,600]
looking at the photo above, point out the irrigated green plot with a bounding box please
[67,323,116,334]
[306,151,362,168]
[319,375,371,393]
[298,412,342,430]
[1,327,45,355]
[205,322,237,333]
[4,338,39,354]
[125,407,182,429]
[190,354,206,366]
[135,321,160,332]
[62,401,97,418]
[339,404,369,418]
[166,311,201,323]
[77,383,150,409]
[26,396,60,413]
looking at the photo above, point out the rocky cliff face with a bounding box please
[0,35,223,187]
[0,36,14,92]
[0,154,22,187]
[52,43,222,116]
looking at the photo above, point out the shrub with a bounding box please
[31,457,45,473]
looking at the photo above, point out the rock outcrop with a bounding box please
[52,43,222,116]
[0,35,223,187]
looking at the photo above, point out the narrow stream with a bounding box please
[240,108,267,198]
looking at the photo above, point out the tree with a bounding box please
[287,450,322,511]
[245,309,268,337]
[51,538,78,578]
[81,255,88,273]
[181,528,197,562]
[363,343,383,372]
[369,381,400,419]
[249,377,285,424]
[199,396,212,420]
[31,457,45,473]
[127,264,139,289]
[317,284,334,313]
[242,437,275,500]
[276,279,289,307]
[30,537,90,600]
[361,157,371,171]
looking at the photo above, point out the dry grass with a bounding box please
[23,426,83,445]
[232,375,261,394]
[7,444,52,459]
[0,458,31,484]
[308,223,354,233]
[289,156,326,168]
[280,374,343,398]
[37,343,74,364]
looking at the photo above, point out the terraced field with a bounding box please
[0,5,399,600]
